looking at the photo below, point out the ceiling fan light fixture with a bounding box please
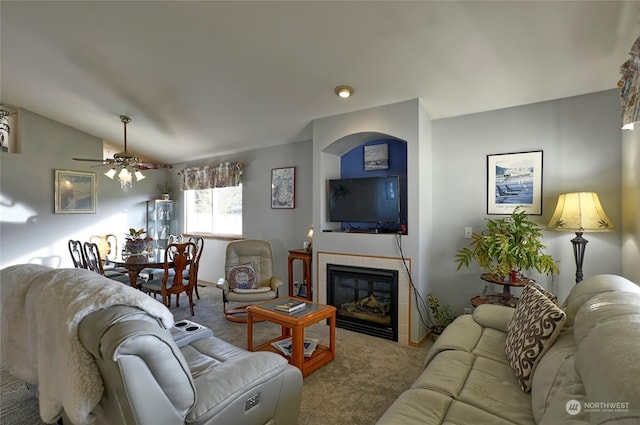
[335,85,354,98]
[118,167,133,189]
[134,170,146,181]
[105,168,117,179]
[74,114,172,190]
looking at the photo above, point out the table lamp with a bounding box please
[546,192,615,283]
[304,226,313,252]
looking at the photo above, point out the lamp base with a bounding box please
[571,231,588,283]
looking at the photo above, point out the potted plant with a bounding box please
[454,207,559,280]
[124,228,152,254]
[158,182,172,200]
[428,294,454,340]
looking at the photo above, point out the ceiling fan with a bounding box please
[73,115,172,188]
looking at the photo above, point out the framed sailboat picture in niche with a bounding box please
[364,143,389,170]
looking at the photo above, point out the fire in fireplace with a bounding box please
[327,264,398,341]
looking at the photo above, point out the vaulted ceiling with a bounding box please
[2,1,638,164]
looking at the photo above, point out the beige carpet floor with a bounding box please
[1,282,432,425]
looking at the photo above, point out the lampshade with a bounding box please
[307,226,314,238]
[134,170,146,181]
[546,192,615,232]
[104,168,117,179]
[105,165,145,189]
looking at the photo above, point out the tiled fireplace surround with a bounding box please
[317,252,412,346]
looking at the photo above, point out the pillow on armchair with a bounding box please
[227,263,258,290]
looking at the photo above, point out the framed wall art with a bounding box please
[364,143,389,170]
[54,169,97,214]
[487,150,542,215]
[271,166,296,209]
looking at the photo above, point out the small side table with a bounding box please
[247,298,336,377]
[480,273,531,301]
[471,294,519,308]
[288,249,312,300]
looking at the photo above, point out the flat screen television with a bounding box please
[328,176,400,224]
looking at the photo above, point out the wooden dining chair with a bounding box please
[141,234,183,279]
[141,242,197,315]
[185,236,204,299]
[83,242,132,284]
[89,234,118,261]
[89,234,127,274]
[68,240,87,269]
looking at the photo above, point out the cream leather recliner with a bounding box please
[72,305,302,425]
[217,240,285,322]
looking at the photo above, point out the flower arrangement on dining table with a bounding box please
[124,228,153,254]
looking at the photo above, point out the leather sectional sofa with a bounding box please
[376,274,640,425]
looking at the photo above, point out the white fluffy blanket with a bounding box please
[0,264,174,425]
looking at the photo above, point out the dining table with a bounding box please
[110,249,173,289]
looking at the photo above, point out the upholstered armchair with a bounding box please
[217,239,285,322]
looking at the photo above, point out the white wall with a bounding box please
[2,90,632,325]
[0,107,312,292]
[432,90,623,307]
[312,99,433,344]
[173,140,313,285]
[622,127,640,282]
[0,109,168,268]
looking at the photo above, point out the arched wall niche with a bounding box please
[322,131,405,156]
[321,131,409,232]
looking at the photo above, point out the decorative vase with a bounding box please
[125,239,149,254]
[510,270,519,282]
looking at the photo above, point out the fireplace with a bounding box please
[327,264,398,341]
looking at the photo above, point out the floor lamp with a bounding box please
[546,192,615,283]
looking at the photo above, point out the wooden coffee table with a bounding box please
[247,297,336,377]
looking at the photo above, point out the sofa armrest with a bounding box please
[80,313,196,425]
[472,304,515,332]
[185,338,303,425]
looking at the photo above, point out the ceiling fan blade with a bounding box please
[72,116,170,176]
[90,163,113,168]
[72,157,110,163]
[135,162,173,170]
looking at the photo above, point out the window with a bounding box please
[184,185,242,235]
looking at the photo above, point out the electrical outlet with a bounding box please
[464,227,472,239]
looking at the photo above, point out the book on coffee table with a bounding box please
[274,300,306,313]
[271,337,319,357]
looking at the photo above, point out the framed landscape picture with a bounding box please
[364,143,389,170]
[271,166,296,209]
[487,151,542,215]
[54,169,97,213]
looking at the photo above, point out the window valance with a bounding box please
[620,35,640,129]
[179,161,243,190]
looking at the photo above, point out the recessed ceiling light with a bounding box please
[335,85,354,98]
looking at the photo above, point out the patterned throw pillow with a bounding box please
[227,263,257,290]
[527,280,558,304]
[505,284,566,392]
[506,281,558,333]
